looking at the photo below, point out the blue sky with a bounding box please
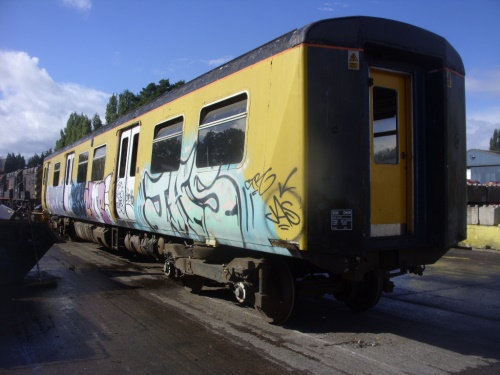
[0,0,499,158]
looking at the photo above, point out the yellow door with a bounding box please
[370,69,412,237]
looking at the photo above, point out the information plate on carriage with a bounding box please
[331,209,352,231]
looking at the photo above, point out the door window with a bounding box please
[373,87,398,164]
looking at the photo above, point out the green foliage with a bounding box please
[0,149,52,172]
[490,129,500,151]
[49,77,186,158]
[2,78,187,171]
[26,149,52,168]
[92,113,103,132]
[118,90,138,117]
[105,94,119,124]
[3,153,26,173]
[54,112,92,151]
[104,79,185,125]
[26,153,42,168]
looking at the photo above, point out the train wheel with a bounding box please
[163,253,181,279]
[182,275,204,293]
[255,261,295,324]
[345,272,383,312]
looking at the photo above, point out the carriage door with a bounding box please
[63,153,74,214]
[42,164,49,208]
[370,69,412,237]
[116,125,140,221]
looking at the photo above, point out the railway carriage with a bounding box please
[42,16,466,323]
[1,166,42,208]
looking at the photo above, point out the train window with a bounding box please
[151,117,183,173]
[53,162,60,186]
[77,152,89,183]
[373,87,398,164]
[129,133,139,177]
[118,137,129,178]
[196,93,247,168]
[91,145,106,181]
[65,155,73,185]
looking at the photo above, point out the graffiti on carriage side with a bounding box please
[136,142,303,246]
[244,167,276,196]
[245,167,302,235]
[63,184,74,217]
[47,185,64,214]
[116,179,135,220]
[136,147,245,243]
[85,174,114,224]
[71,182,87,218]
[265,167,301,230]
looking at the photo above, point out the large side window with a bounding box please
[151,117,183,173]
[77,152,89,183]
[53,162,60,186]
[196,93,247,168]
[91,145,107,181]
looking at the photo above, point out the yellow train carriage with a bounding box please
[142,45,306,250]
[44,43,307,254]
[42,17,466,324]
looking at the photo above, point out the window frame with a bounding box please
[77,151,89,183]
[65,153,74,186]
[150,116,184,174]
[118,137,129,179]
[53,162,61,187]
[372,86,399,165]
[91,144,107,181]
[129,132,139,177]
[196,92,248,169]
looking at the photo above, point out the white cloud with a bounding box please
[467,118,500,150]
[206,56,234,66]
[0,50,109,158]
[466,106,500,150]
[318,2,349,12]
[467,68,500,96]
[60,0,92,13]
[465,68,500,150]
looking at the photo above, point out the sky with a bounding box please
[0,0,499,159]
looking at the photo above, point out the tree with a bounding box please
[92,113,103,131]
[27,153,42,168]
[26,149,51,167]
[118,90,138,117]
[104,79,186,124]
[4,153,25,173]
[54,112,92,151]
[105,94,119,124]
[137,82,159,106]
[490,129,500,151]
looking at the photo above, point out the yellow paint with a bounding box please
[43,45,308,249]
[370,69,412,230]
[460,225,500,250]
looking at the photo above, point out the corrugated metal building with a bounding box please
[467,149,500,183]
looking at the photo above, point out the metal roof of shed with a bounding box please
[467,149,500,167]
